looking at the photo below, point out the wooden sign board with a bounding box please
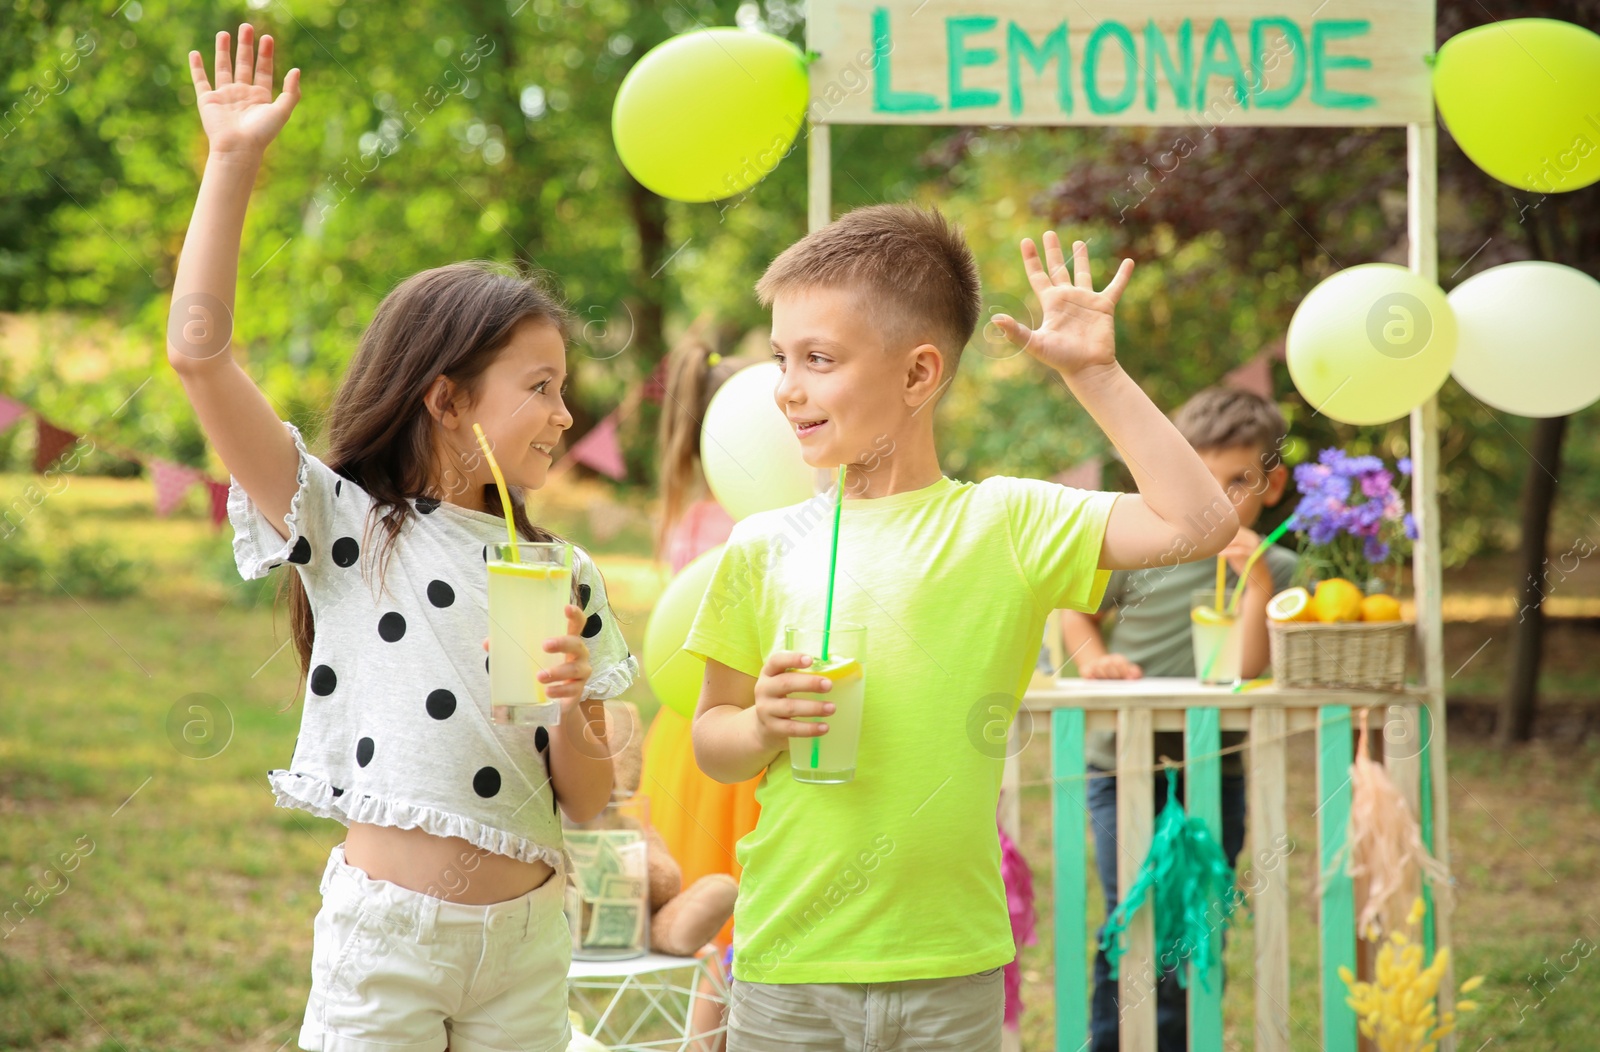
[806,0,1436,127]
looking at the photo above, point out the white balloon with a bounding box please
[1448,261,1600,418]
[700,362,816,521]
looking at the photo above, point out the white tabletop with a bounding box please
[568,951,719,980]
[1022,675,1429,709]
[1042,676,1244,694]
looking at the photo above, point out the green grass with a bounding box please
[2,473,1597,1049]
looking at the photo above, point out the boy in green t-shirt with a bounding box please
[683,204,1240,1051]
[1060,386,1294,1051]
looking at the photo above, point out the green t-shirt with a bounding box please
[684,475,1120,983]
[1080,545,1300,775]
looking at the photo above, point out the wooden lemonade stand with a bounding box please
[803,2,1455,1048]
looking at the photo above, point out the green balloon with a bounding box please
[1433,18,1600,193]
[1286,265,1457,427]
[613,29,809,203]
[643,545,725,721]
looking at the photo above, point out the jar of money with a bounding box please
[562,793,651,960]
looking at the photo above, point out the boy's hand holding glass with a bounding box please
[992,231,1135,378]
[751,649,835,754]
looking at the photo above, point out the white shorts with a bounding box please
[299,842,572,1052]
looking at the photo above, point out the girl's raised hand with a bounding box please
[188,24,301,159]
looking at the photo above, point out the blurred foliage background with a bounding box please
[0,0,1596,569]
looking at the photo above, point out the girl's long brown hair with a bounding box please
[281,261,571,686]
[653,318,748,559]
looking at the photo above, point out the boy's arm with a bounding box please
[996,233,1238,571]
[1060,610,1109,666]
[1222,528,1277,679]
[692,653,834,784]
[1061,610,1143,679]
[166,25,302,541]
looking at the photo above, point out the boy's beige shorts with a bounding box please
[726,967,1004,1051]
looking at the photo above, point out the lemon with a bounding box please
[487,562,570,580]
[1190,604,1234,626]
[1267,586,1311,623]
[1360,594,1403,622]
[798,657,863,683]
[1311,578,1363,623]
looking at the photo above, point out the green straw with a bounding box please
[471,423,519,562]
[1200,517,1298,682]
[813,464,846,769]
[1225,517,1297,616]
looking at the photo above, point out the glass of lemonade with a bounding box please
[1190,588,1241,686]
[782,623,866,785]
[487,542,573,726]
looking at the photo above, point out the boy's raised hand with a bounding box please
[188,24,300,158]
[995,232,1135,378]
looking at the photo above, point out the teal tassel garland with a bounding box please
[1099,768,1243,992]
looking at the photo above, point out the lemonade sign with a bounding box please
[807,0,1434,126]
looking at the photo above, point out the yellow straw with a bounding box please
[1215,555,1226,611]
[471,423,520,562]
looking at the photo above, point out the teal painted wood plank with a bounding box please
[1319,706,1359,1052]
[1053,709,1088,1052]
[1419,703,1438,963]
[1186,707,1225,1052]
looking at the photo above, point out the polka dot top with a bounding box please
[226,421,640,870]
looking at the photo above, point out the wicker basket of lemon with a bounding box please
[1271,450,1417,690]
[1266,580,1410,690]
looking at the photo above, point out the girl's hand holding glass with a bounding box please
[482,603,593,703]
[536,604,594,703]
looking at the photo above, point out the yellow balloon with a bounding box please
[643,546,725,721]
[1286,265,1457,426]
[1433,18,1600,193]
[701,362,816,521]
[613,29,809,203]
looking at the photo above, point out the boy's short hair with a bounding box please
[755,203,982,373]
[1172,387,1288,466]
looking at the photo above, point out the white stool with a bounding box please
[568,951,728,1051]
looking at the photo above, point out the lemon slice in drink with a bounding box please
[488,563,571,580]
[801,657,862,683]
[1190,605,1234,626]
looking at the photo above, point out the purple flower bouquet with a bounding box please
[1289,449,1419,594]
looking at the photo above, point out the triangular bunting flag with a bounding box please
[150,459,203,517]
[1223,352,1274,399]
[567,412,627,480]
[206,479,231,528]
[642,357,669,404]
[34,419,78,473]
[1052,456,1103,490]
[0,395,27,434]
